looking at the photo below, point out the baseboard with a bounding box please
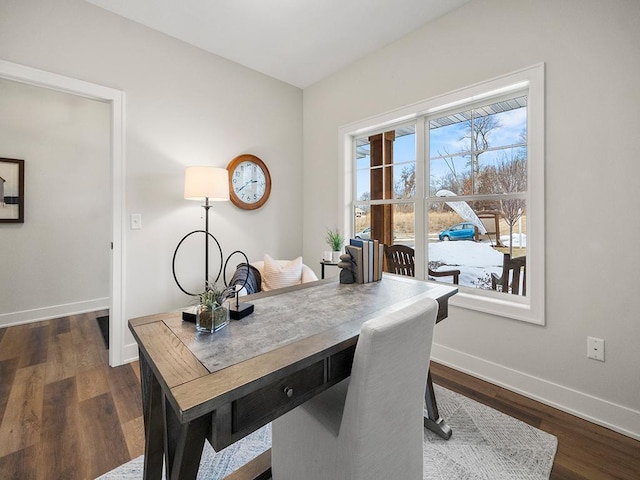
[431,343,640,441]
[0,298,110,328]
[122,342,140,365]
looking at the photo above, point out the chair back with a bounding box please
[340,297,439,479]
[384,244,415,276]
[492,253,526,295]
[385,244,460,284]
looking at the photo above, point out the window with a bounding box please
[341,65,544,324]
[354,125,416,249]
[427,94,528,291]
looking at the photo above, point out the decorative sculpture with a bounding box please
[338,253,355,284]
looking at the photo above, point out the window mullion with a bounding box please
[414,116,426,279]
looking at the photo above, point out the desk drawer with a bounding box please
[328,344,355,381]
[232,360,325,433]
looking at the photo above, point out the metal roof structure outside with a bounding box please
[356,95,527,159]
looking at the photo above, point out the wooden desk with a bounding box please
[130,275,457,480]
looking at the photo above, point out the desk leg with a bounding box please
[321,262,326,279]
[164,396,209,480]
[140,352,164,480]
[424,369,452,440]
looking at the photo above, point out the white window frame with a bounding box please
[352,121,419,240]
[339,64,545,325]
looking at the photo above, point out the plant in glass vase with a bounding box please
[196,283,231,333]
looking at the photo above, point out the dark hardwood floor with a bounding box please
[0,312,638,479]
[0,311,144,480]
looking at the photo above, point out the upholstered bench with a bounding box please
[230,254,318,295]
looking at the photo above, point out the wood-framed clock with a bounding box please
[227,154,272,210]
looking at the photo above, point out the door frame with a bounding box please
[0,59,126,366]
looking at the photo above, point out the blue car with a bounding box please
[355,227,371,240]
[439,222,476,241]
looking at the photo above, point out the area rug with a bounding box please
[96,385,557,480]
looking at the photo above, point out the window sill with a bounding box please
[447,287,544,325]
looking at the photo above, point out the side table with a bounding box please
[320,260,339,279]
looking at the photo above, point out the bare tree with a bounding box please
[434,146,470,195]
[500,198,526,256]
[461,114,501,180]
[395,163,416,199]
[433,114,501,196]
[493,154,527,255]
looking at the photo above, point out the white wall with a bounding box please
[0,78,110,323]
[0,0,303,358]
[302,0,640,438]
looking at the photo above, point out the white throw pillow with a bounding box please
[262,254,303,291]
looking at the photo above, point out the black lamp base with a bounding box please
[229,302,254,320]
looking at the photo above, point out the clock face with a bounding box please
[232,161,266,203]
[227,154,272,210]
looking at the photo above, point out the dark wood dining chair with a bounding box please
[384,244,460,285]
[491,253,526,295]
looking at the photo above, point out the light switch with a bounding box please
[131,213,142,230]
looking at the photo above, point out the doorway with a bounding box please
[0,59,126,366]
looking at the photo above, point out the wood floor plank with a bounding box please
[430,361,502,404]
[69,314,97,345]
[70,313,101,347]
[121,415,145,459]
[107,362,143,424]
[39,377,85,480]
[52,316,71,335]
[73,338,108,373]
[0,358,18,424]
[131,360,141,383]
[0,325,29,362]
[19,324,49,368]
[78,393,131,479]
[0,445,37,480]
[45,331,76,384]
[0,363,46,457]
[76,364,110,402]
[541,415,640,480]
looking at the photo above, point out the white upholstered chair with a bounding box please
[271,296,439,480]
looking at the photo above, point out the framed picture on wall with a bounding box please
[0,158,25,223]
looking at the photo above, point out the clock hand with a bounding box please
[237,179,258,192]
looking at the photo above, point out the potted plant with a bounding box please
[196,283,231,333]
[325,228,344,263]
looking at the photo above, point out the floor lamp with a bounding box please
[180,166,229,294]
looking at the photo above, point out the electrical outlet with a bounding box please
[587,337,605,362]
[130,213,142,230]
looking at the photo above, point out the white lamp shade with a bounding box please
[184,166,229,201]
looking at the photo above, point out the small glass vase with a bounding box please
[196,304,229,333]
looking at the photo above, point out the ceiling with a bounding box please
[85,0,471,88]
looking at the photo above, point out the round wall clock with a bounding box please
[227,154,272,210]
